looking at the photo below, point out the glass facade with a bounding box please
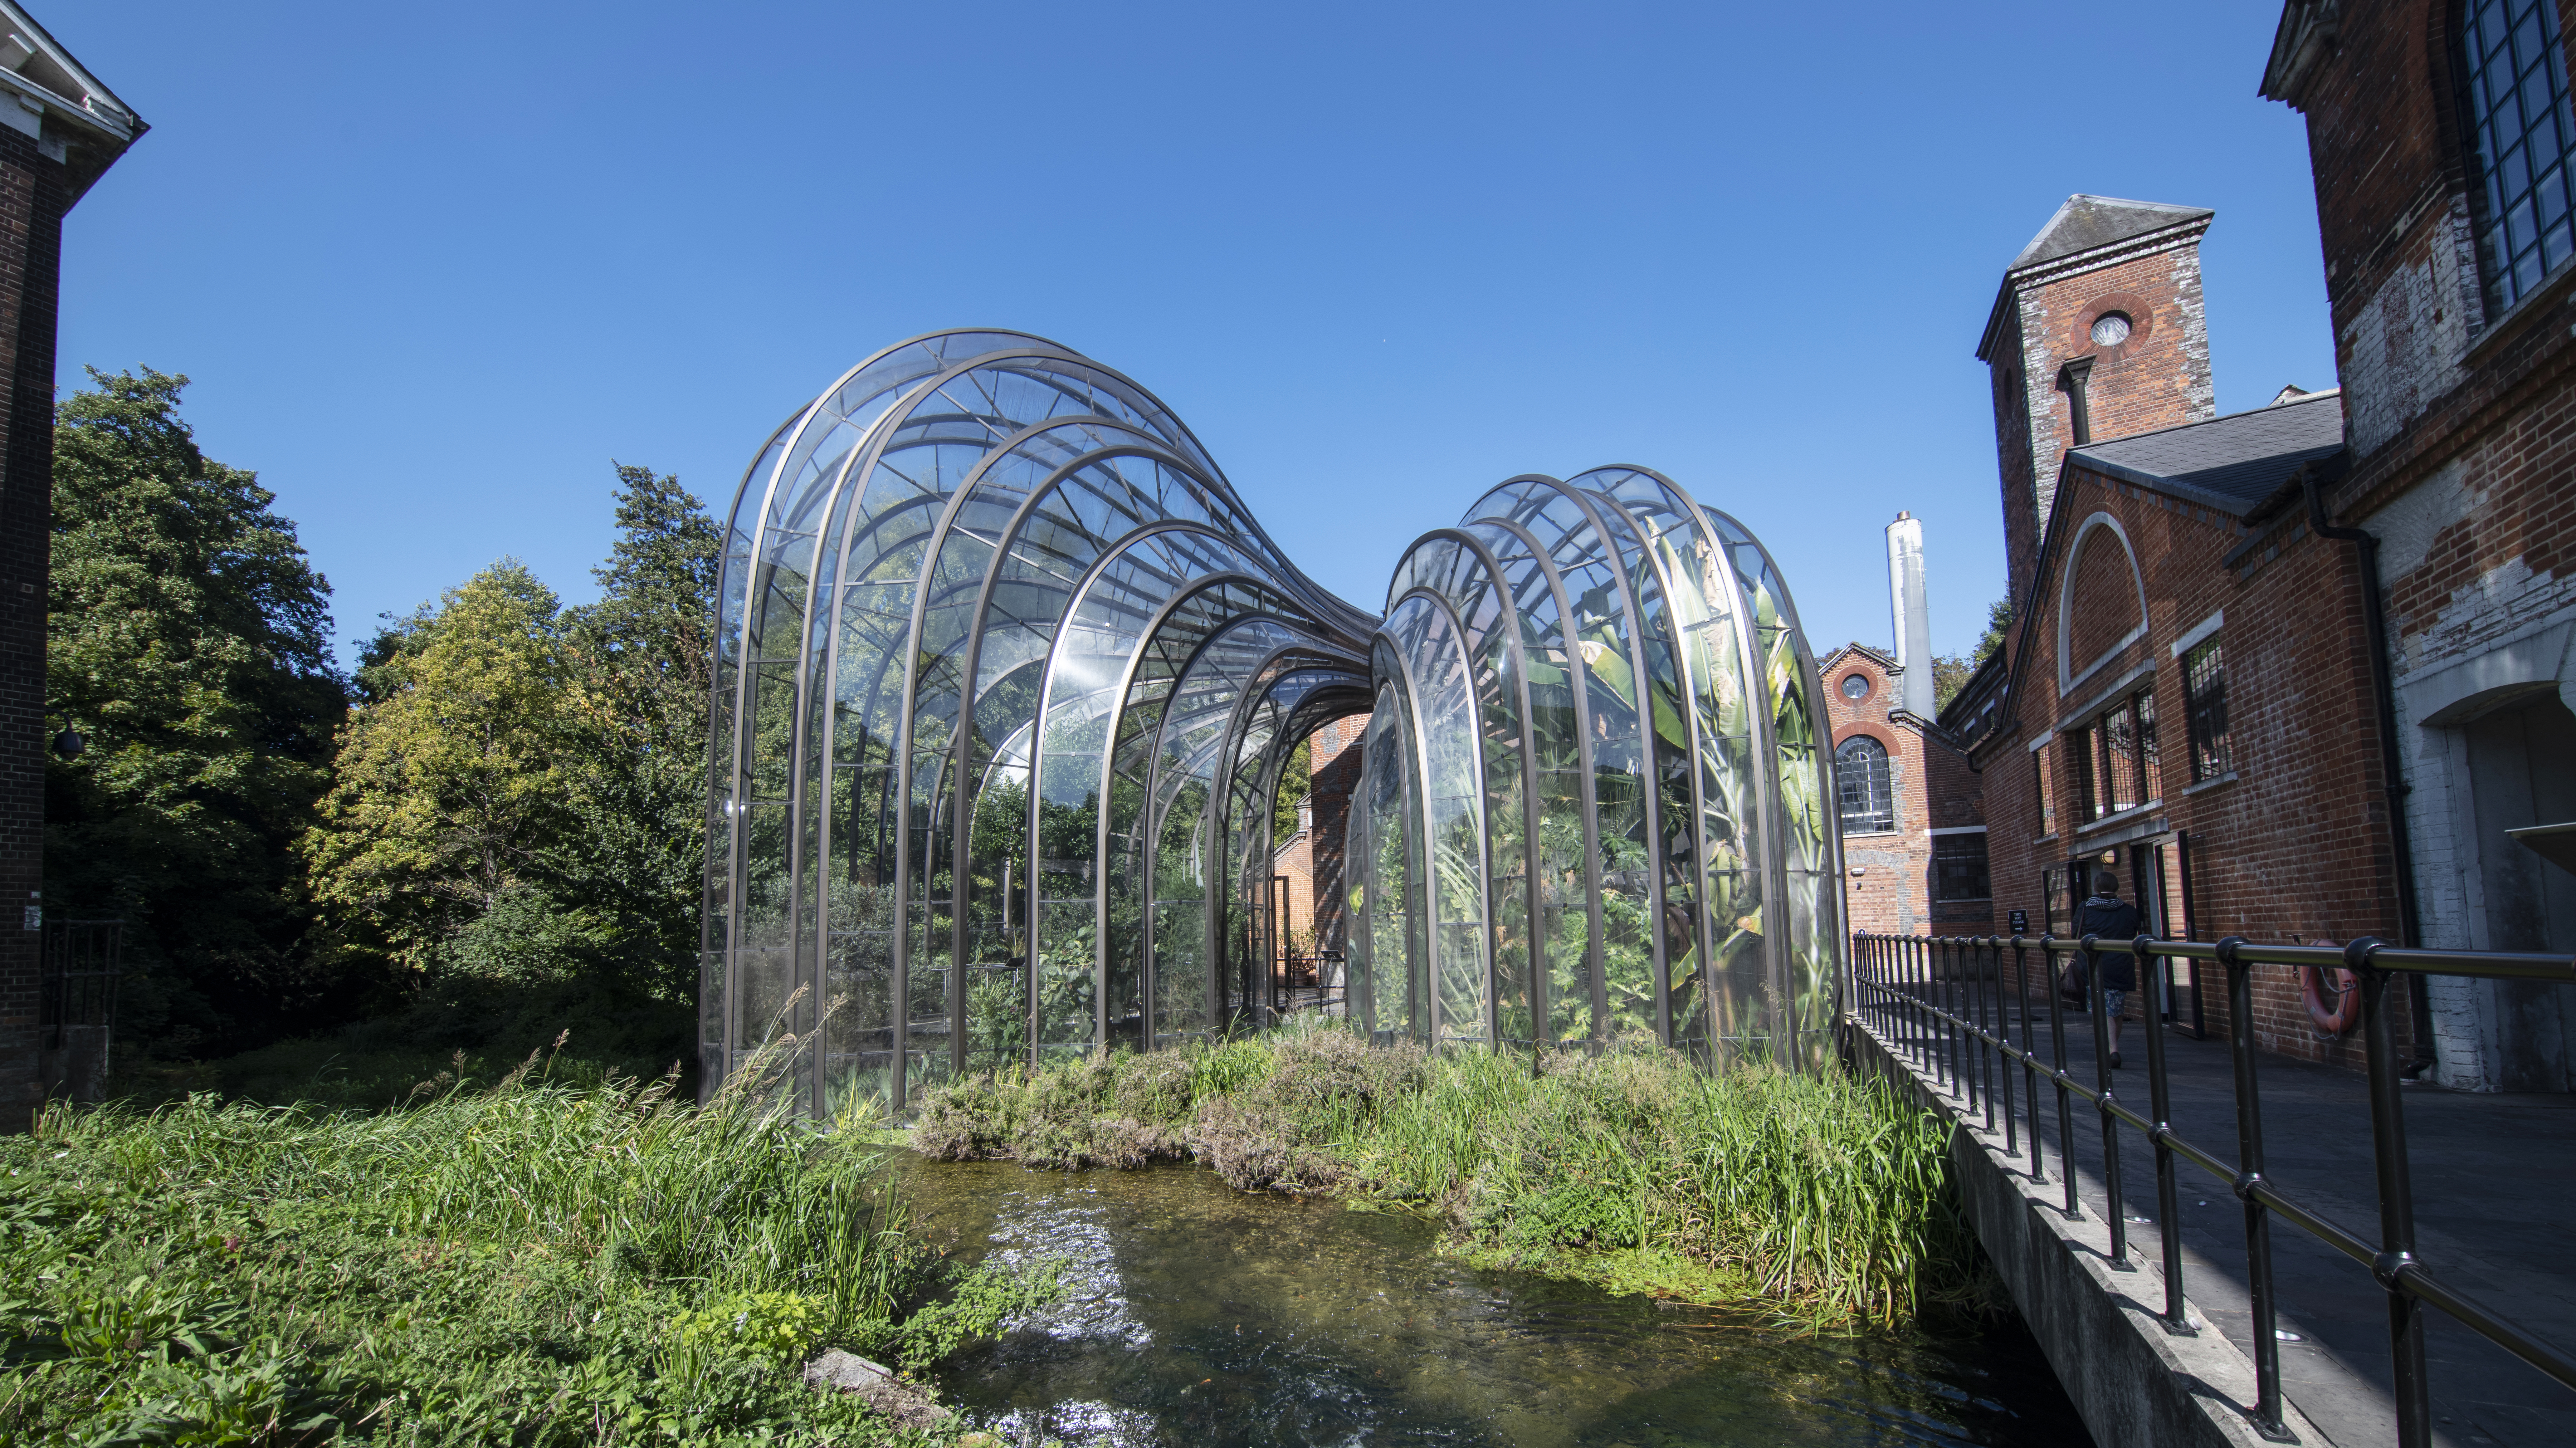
[2460,0,2576,314]
[705,334,1845,1111]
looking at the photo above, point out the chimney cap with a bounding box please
[1895,510,1910,521]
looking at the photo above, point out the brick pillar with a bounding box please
[0,124,63,1133]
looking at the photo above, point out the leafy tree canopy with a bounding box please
[46,368,348,1053]
[301,467,719,1016]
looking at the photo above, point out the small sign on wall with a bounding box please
[2008,909,2029,936]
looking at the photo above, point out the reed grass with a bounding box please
[912,1020,1982,1328]
[1,1038,1041,1446]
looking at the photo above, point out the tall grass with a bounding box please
[1,1045,1035,1446]
[913,1021,1978,1327]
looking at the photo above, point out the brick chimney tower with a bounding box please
[0,3,142,1132]
[1975,196,2216,609]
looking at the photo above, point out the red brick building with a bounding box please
[2261,0,2576,1091]
[1825,642,1995,936]
[0,4,139,1132]
[1826,512,1993,938]
[1945,195,2416,1069]
[1271,712,1367,964]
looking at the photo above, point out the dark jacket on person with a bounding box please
[2078,895,2144,991]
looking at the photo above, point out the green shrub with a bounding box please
[0,1064,1051,1445]
[905,1026,1973,1327]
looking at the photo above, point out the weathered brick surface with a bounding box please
[2266,0,2576,1088]
[0,125,64,1134]
[1984,237,2217,607]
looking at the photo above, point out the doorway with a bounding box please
[2460,692,2576,1090]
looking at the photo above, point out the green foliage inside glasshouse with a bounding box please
[0,1057,1052,1446]
[910,1023,1988,1328]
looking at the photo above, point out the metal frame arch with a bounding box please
[1455,506,1610,1052]
[1385,527,1544,1058]
[1500,476,1672,1043]
[1571,467,1782,1063]
[1206,645,1374,1030]
[707,335,1848,1112]
[939,427,1275,1065]
[1690,503,1846,1061]
[1563,480,1710,1050]
[1384,583,1499,1048]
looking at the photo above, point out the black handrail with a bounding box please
[1848,930,2576,1448]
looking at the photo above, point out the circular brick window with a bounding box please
[2090,311,2133,346]
[1840,673,1871,701]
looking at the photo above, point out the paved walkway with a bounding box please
[1866,994,2576,1448]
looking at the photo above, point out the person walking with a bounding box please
[2078,870,2144,1068]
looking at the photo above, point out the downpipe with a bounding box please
[2302,468,2434,1075]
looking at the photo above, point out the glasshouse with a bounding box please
[704,330,1844,1113]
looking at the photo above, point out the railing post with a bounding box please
[1991,937,2016,1154]
[2015,934,2045,1184]
[2220,935,2288,1439]
[2354,936,2429,1448]
[2137,932,2189,1332]
[2044,935,2078,1218]
[2084,932,2130,1266]
[1937,938,1958,1103]
[1973,934,1997,1134]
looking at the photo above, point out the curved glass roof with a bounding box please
[705,333,1841,1113]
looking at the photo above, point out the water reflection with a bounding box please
[899,1159,2093,1448]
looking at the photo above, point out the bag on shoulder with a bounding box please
[2059,953,2089,1003]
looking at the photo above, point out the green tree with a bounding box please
[558,465,721,1002]
[1272,736,1311,844]
[45,368,347,1054]
[1931,597,2018,713]
[302,466,718,1015]
[1973,596,2013,664]
[302,562,591,982]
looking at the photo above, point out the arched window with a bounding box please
[2459,0,2576,314]
[1836,736,1894,834]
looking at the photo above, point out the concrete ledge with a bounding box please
[1847,1021,2332,1448]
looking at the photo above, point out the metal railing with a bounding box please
[1849,931,2576,1448]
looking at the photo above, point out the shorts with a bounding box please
[2101,989,2129,1020]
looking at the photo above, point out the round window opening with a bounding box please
[1840,673,1870,701]
[2090,311,2133,347]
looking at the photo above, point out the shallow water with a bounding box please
[897,1158,2094,1447]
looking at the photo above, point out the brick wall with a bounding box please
[1988,236,2218,607]
[0,126,63,1134]
[2269,0,2576,1089]
[1976,463,2414,1069]
[1296,713,1367,956]
[1826,646,1995,939]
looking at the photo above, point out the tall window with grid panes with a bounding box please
[2458,0,2576,313]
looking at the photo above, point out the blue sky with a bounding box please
[51,1,2329,669]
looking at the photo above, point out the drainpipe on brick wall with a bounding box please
[2302,466,2435,1073]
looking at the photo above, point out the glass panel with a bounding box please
[2459,0,2576,311]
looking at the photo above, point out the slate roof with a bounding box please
[2065,389,2346,516]
[2010,196,2215,272]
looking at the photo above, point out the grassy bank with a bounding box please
[1,1052,1046,1446]
[913,1022,1983,1327]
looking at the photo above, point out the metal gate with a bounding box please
[39,919,122,1103]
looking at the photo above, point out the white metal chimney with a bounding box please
[1886,512,1934,718]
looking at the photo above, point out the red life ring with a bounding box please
[2301,940,2360,1036]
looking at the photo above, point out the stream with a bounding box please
[897,1158,2093,1447]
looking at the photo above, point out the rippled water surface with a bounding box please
[897,1158,2092,1448]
